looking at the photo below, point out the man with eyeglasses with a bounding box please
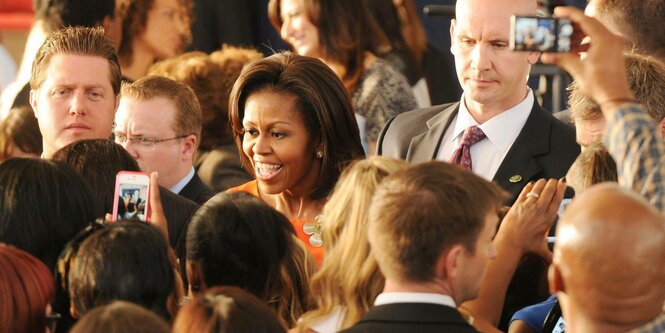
[114,75,213,204]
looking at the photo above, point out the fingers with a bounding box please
[149,171,162,216]
[517,181,536,203]
[543,179,567,224]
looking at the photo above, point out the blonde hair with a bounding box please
[296,156,407,331]
[269,236,316,328]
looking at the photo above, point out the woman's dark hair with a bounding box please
[229,52,365,200]
[0,158,95,270]
[68,221,176,319]
[187,192,293,297]
[187,192,313,327]
[51,139,140,217]
[361,0,422,84]
[0,105,43,160]
[268,0,387,92]
[173,286,286,333]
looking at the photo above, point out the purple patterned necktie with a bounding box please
[449,125,486,171]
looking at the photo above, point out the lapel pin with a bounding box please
[509,175,523,183]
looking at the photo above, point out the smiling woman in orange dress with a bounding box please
[227,52,365,264]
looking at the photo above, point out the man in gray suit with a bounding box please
[378,0,579,204]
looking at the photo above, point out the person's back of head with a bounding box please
[0,106,42,161]
[173,286,286,333]
[565,141,617,194]
[0,243,55,333]
[550,183,665,332]
[588,0,665,62]
[51,139,140,217]
[0,158,95,270]
[368,161,506,303]
[68,221,176,319]
[186,192,291,295]
[570,53,665,127]
[39,0,117,34]
[186,192,308,326]
[69,301,170,333]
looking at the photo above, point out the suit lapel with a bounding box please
[493,102,552,199]
[406,103,459,162]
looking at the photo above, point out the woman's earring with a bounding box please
[316,150,323,159]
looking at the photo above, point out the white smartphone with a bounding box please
[112,171,151,222]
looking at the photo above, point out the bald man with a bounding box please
[550,183,665,333]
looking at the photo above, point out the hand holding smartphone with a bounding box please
[112,171,151,222]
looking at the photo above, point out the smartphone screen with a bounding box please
[112,171,151,222]
[510,15,574,52]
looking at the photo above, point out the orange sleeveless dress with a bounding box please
[228,180,324,265]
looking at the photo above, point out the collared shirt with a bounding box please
[603,103,665,212]
[374,292,457,308]
[437,90,534,181]
[627,313,665,333]
[169,167,195,194]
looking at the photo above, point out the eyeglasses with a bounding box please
[46,312,61,332]
[113,133,188,151]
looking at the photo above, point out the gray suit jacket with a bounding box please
[377,100,579,204]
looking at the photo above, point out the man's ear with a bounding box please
[30,89,39,118]
[70,301,79,319]
[527,51,541,65]
[450,18,457,53]
[181,134,197,161]
[441,244,464,281]
[658,118,665,139]
[548,263,565,294]
[186,260,206,295]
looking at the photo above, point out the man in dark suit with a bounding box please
[114,76,213,205]
[341,161,506,333]
[378,0,579,205]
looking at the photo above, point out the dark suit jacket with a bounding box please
[159,187,199,286]
[377,100,579,204]
[340,303,478,333]
[195,144,252,193]
[179,172,214,205]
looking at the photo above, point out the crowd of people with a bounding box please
[1,0,665,332]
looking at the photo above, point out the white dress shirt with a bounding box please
[169,167,195,194]
[374,292,457,308]
[437,90,534,181]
